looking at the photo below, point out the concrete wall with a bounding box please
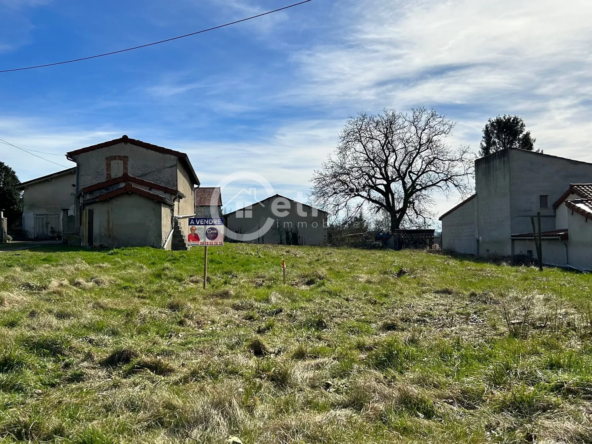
[566,210,592,271]
[226,197,328,245]
[509,150,592,235]
[175,160,196,237]
[475,151,512,256]
[161,204,173,250]
[441,197,477,254]
[86,194,163,248]
[555,200,573,230]
[512,239,566,266]
[74,143,178,191]
[21,171,77,238]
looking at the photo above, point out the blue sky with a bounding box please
[1,0,592,222]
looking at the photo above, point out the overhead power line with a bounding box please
[0,138,71,168]
[0,0,312,74]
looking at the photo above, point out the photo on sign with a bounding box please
[188,226,205,245]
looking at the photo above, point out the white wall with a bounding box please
[566,210,592,271]
[512,239,567,266]
[441,197,477,254]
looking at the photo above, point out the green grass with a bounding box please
[1,244,592,443]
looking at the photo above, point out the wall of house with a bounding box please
[196,206,223,218]
[555,200,573,230]
[566,211,592,271]
[512,239,567,266]
[226,197,328,245]
[175,160,196,238]
[161,204,173,250]
[509,150,592,236]
[441,197,477,254]
[475,150,512,256]
[21,172,77,238]
[74,143,178,191]
[85,194,163,248]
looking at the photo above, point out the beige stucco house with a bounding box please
[225,195,328,245]
[440,149,592,270]
[17,167,77,239]
[65,135,200,249]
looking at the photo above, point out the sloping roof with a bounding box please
[66,135,199,186]
[511,229,569,241]
[438,194,477,220]
[565,199,592,219]
[554,184,592,209]
[16,167,76,189]
[195,187,222,207]
[81,173,180,196]
[224,194,329,217]
[82,183,173,206]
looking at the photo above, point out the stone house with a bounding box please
[225,194,328,245]
[17,167,77,239]
[440,149,592,270]
[64,135,200,248]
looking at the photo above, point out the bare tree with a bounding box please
[311,108,473,231]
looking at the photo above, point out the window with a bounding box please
[111,160,124,178]
[539,195,549,208]
[105,155,128,179]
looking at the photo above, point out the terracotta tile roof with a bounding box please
[438,194,476,220]
[81,173,179,196]
[82,183,173,206]
[66,135,199,186]
[565,199,592,219]
[554,184,592,208]
[16,167,76,189]
[195,187,222,207]
[511,229,569,241]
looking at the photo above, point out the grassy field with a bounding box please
[0,244,591,443]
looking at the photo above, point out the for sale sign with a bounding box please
[188,218,224,246]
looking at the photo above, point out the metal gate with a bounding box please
[34,213,61,238]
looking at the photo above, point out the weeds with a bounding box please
[0,244,590,443]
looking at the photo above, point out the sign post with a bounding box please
[188,217,225,289]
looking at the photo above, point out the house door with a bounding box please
[87,209,94,246]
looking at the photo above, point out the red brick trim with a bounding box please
[66,135,200,185]
[105,155,129,180]
[88,183,172,205]
[82,174,178,195]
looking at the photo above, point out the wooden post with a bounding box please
[282,259,286,285]
[203,246,208,289]
[530,214,543,272]
[537,212,543,271]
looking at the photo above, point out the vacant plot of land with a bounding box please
[0,245,591,443]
